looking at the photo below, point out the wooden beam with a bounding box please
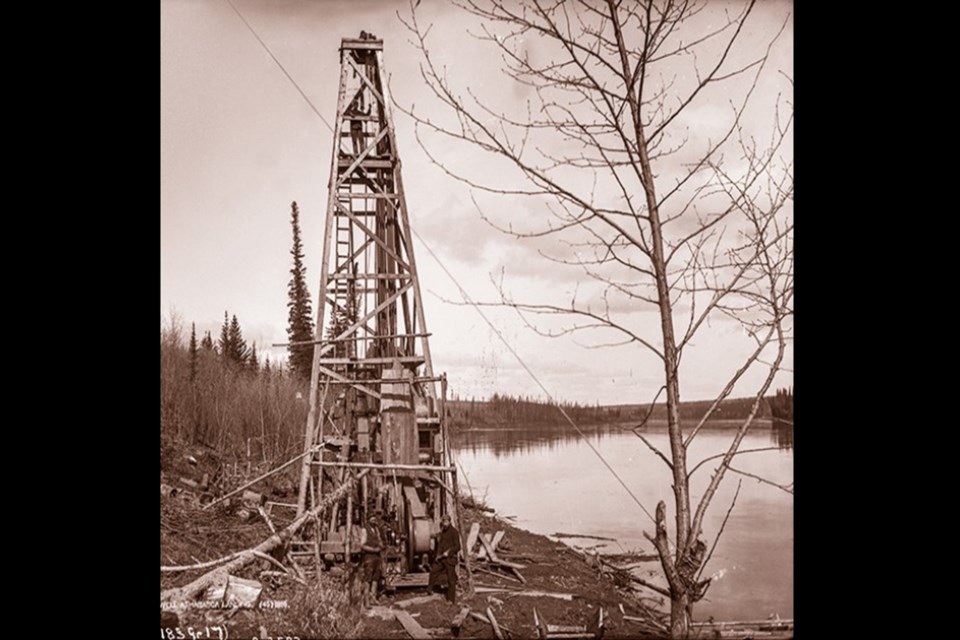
[478,533,493,560]
[316,365,381,400]
[465,523,481,555]
[334,127,389,187]
[395,594,441,609]
[334,201,409,270]
[317,356,425,365]
[394,609,431,640]
[340,38,383,51]
[311,461,456,472]
[344,55,386,106]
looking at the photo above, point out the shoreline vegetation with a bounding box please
[446,392,793,432]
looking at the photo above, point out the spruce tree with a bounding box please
[189,322,198,383]
[286,201,314,381]
[228,314,249,365]
[201,331,214,351]
[218,312,230,357]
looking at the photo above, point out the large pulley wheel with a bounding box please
[405,501,432,568]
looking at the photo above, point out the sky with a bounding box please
[161,0,793,405]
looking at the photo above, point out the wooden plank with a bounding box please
[465,523,481,554]
[486,608,504,640]
[534,608,548,640]
[478,534,526,569]
[490,530,506,551]
[478,533,493,560]
[340,38,383,51]
[395,609,431,640]
[311,461,456,472]
[395,594,442,609]
[391,572,431,588]
[490,557,527,570]
[337,158,394,169]
[474,566,522,584]
[318,356,424,365]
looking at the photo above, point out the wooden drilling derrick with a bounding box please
[293,33,466,590]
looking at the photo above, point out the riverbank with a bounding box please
[160,487,669,638]
[357,505,668,638]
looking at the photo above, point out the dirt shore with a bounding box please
[160,437,668,638]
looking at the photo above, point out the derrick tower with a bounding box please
[292,33,464,589]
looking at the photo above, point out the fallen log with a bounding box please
[553,532,617,542]
[161,470,366,604]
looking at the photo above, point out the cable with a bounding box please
[409,225,657,526]
[222,0,335,133]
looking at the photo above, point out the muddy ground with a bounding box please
[160,440,668,639]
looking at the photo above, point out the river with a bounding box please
[451,423,793,621]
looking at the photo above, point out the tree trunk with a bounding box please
[670,592,691,639]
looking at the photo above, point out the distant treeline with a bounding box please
[445,389,794,429]
[768,387,794,426]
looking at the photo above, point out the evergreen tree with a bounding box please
[201,330,214,351]
[286,201,315,382]
[189,322,198,383]
[228,314,249,365]
[218,311,230,357]
[248,342,259,373]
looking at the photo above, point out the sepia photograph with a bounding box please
[161,1,793,638]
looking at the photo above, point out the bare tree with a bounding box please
[400,1,793,636]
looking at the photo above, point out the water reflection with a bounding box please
[451,422,626,457]
[452,421,794,453]
[451,423,793,621]
[774,425,794,449]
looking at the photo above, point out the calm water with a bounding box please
[452,424,793,621]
